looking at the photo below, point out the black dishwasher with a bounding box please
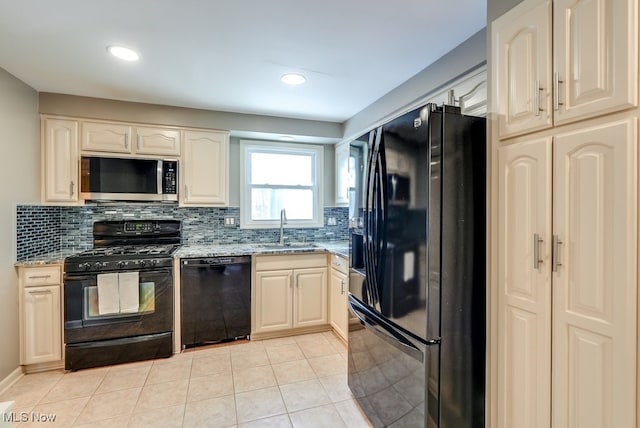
[180,256,251,348]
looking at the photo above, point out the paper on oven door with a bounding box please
[118,271,140,313]
[97,273,120,315]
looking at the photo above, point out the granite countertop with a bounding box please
[176,241,349,259]
[15,242,349,266]
[14,250,78,267]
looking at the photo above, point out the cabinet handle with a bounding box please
[553,71,564,111]
[340,279,345,295]
[534,80,544,116]
[70,181,75,197]
[552,235,563,272]
[533,233,543,270]
[28,274,52,279]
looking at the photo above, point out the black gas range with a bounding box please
[63,219,181,371]
[65,220,181,274]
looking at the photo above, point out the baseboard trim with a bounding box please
[0,367,23,396]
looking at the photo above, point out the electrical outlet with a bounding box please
[224,216,236,227]
[327,217,337,226]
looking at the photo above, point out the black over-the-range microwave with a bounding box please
[80,156,178,202]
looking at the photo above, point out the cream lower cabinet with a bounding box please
[18,265,63,367]
[497,118,637,428]
[180,130,229,206]
[253,254,328,338]
[328,254,348,341]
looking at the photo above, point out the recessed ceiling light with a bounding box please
[107,45,140,62]
[281,73,306,85]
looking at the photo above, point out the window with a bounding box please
[240,140,324,228]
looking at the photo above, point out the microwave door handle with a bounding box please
[157,160,163,194]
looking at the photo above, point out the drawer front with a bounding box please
[330,254,348,274]
[22,266,61,286]
[255,253,327,271]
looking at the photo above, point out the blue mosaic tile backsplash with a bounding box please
[16,205,62,260]
[16,204,349,260]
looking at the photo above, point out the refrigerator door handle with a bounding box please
[349,298,434,363]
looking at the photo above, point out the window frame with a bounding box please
[240,140,324,229]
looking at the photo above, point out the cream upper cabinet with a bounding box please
[493,0,638,140]
[335,141,350,206]
[553,0,637,125]
[81,121,181,156]
[252,254,328,338]
[133,126,181,156]
[551,119,637,428]
[19,265,63,366]
[497,137,552,428]
[180,130,229,206]
[495,118,638,428]
[42,117,79,203]
[493,0,553,139]
[81,121,132,153]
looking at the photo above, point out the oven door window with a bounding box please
[84,281,156,320]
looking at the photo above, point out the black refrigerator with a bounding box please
[347,103,486,427]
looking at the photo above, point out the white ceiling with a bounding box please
[0,1,486,124]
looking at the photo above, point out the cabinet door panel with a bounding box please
[329,269,348,340]
[23,286,61,365]
[254,270,293,333]
[497,138,552,428]
[181,130,229,206]
[135,126,181,156]
[554,0,637,124]
[335,142,350,206]
[43,118,79,202]
[81,122,132,153]
[553,119,637,428]
[493,0,552,139]
[294,268,327,328]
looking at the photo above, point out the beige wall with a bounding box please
[0,68,40,380]
[342,28,487,141]
[39,93,342,143]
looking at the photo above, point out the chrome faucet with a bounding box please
[279,209,288,245]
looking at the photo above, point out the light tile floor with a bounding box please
[0,331,373,427]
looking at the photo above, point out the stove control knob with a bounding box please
[94,262,103,270]
[82,263,91,271]
[117,261,126,268]
[139,260,147,267]
[151,259,159,266]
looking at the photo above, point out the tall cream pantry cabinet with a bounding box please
[491,0,639,427]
